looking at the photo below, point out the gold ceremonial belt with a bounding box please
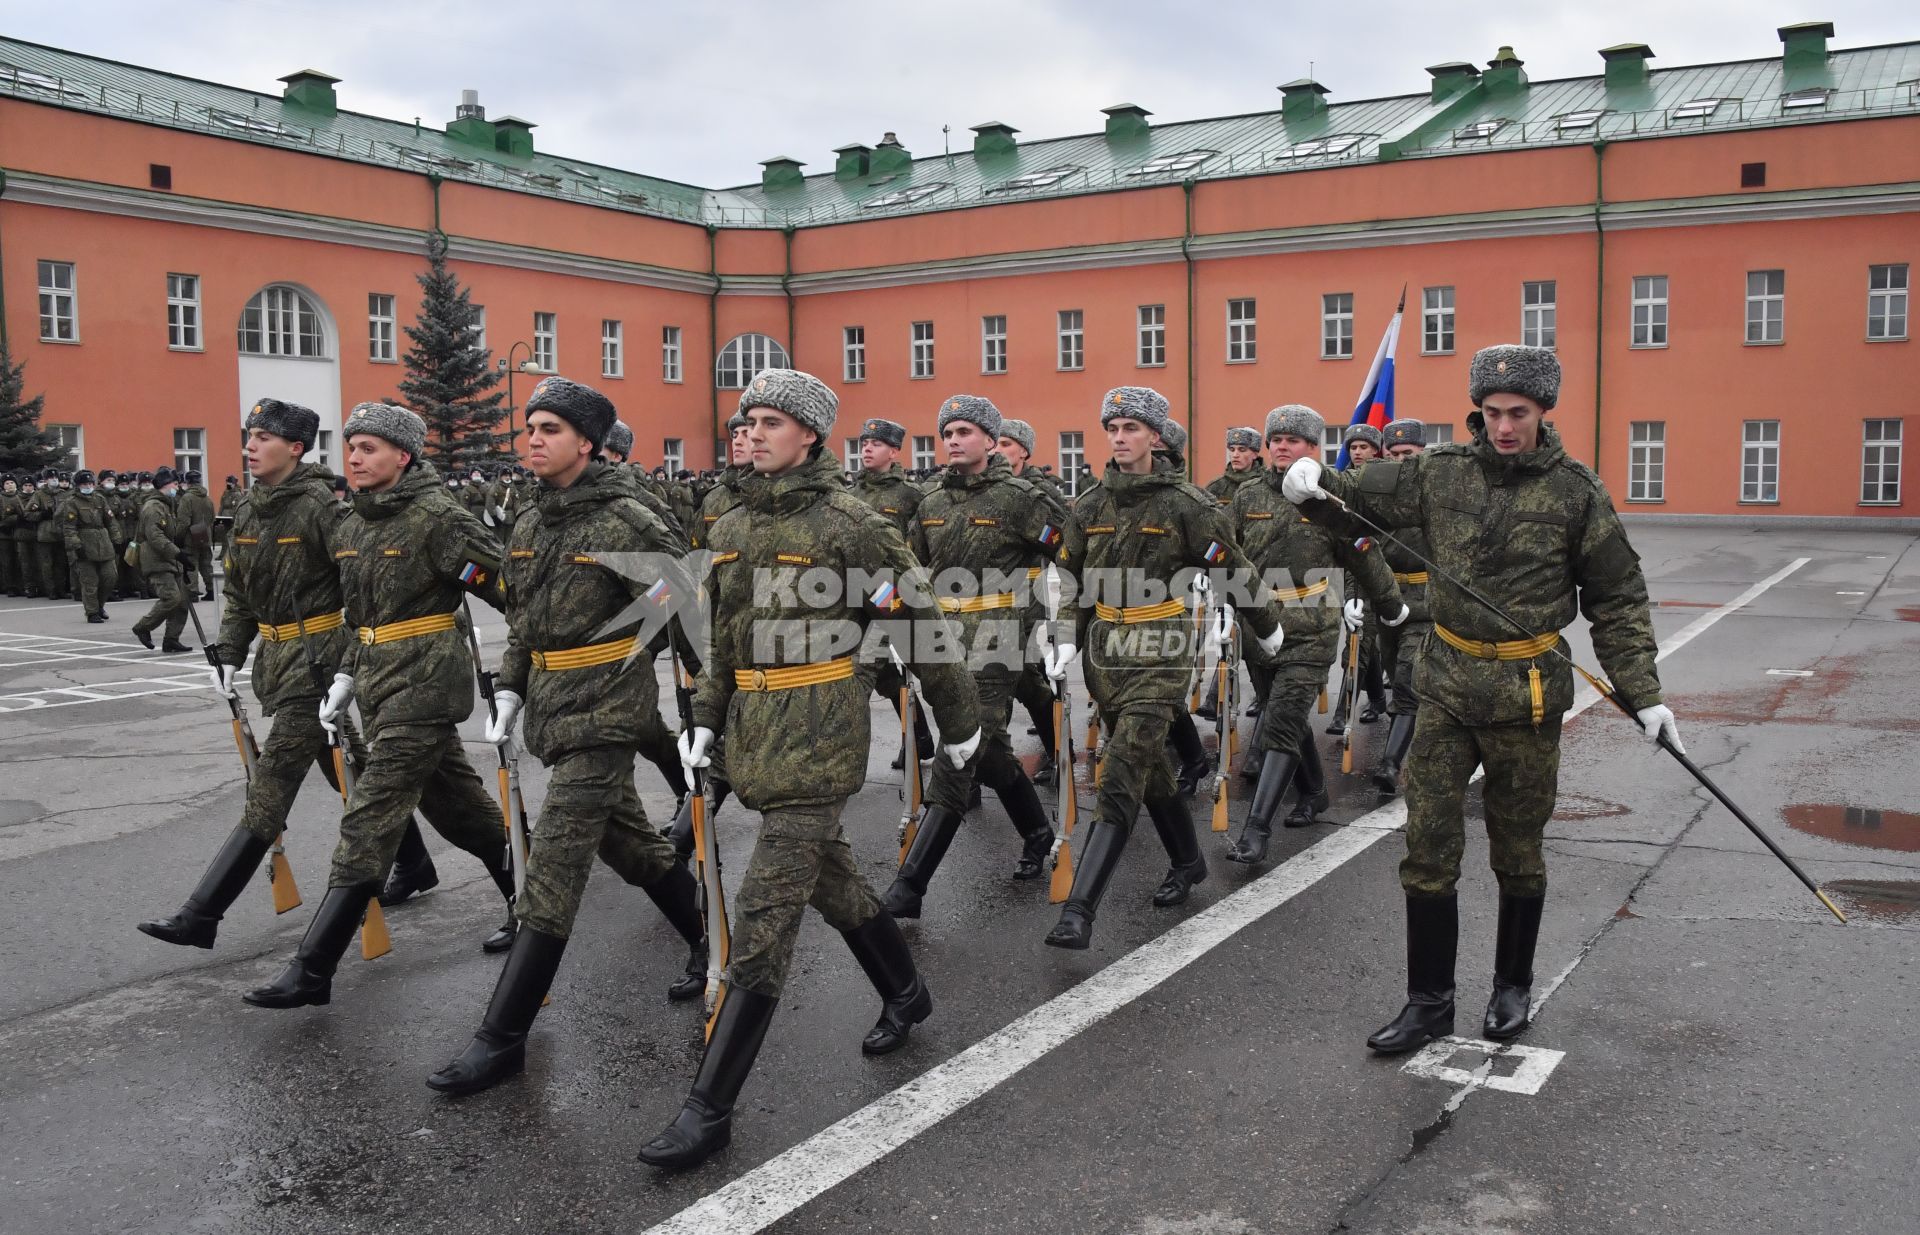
[1394,571,1432,585]
[1435,624,1560,661]
[1271,580,1331,602]
[532,635,639,671]
[357,612,458,646]
[938,593,1017,614]
[257,611,344,642]
[1093,598,1188,624]
[733,656,856,692]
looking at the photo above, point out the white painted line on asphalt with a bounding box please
[1402,1038,1567,1096]
[1766,669,1813,677]
[0,670,247,714]
[1836,591,1866,597]
[642,556,1809,1235]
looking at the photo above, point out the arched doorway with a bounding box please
[235,284,342,468]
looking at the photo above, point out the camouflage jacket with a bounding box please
[217,485,242,518]
[691,465,747,549]
[27,488,63,543]
[1205,460,1266,503]
[135,492,187,573]
[623,464,690,546]
[0,491,25,539]
[849,464,924,538]
[57,490,118,561]
[460,482,489,522]
[336,464,506,731]
[109,489,141,542]
[1378,517,1434,626]
[1231,464,1401,668]
[215,464,355,714]
[178,485,216,546]
[497,462,681,762]
[1310,422,1661,726]
[693,450,980,812]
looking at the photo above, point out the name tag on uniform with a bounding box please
[235,536,261,545]
[569,554,598,565]
[1138,525,1167,535]
[276,536,301,545]
[334,548,358,559]
[1084,525,1115,535]
[881,507,899,515]
[1243,512,1273,521]
[381,548,406,558]
[920,518,946,528]
[775,552,813,566]
[970,517,1000,528]
[711,551,740,565]
[510,549,535,559]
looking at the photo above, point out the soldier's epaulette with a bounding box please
[825,491,903,539]
[606,495,672,545]
[1171,479,1221,509]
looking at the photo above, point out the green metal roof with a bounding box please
[3,34,1918,231]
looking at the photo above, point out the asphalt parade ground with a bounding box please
[1,522,1915,1235]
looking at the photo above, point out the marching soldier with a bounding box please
[1284,345,1676,1051]
[427,378,705,1096]
[1327,424,1390,736]
[1143,416,1217,797]
[57,469,119,623]
[130,467,192,653]
[1371,420,1432,794]
[179,470,218,601]
[1204,426,1266,502]
[849,417,936,770]
[243,403,518,1009]
[997,418,1070,781]
[639,369,982,1170]
[690,412,752,550]
[1046,387,1284,949]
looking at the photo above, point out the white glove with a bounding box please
[317,672,354,733]
[1635,704,1684,754]
[1210,603,1235,652]
[1281,456,1327,504]
[1255,626,1285,658]
[208,662,238,699]
[1380,602,1410,628]
[1044,640,1078,681]
[1343,598,1365,631]
[484,689,522,746]
[943,727,981,770]
[678,725,715,769]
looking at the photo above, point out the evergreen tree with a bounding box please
[398,232,507,471]
[0,339,62,472]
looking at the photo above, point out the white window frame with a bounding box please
[843,437,861,472]
[911,435,936,471]
[238,285,327,358]
[1421,285,1454,355]
[981,314,1007,375]
[367,292,397,363]
[1058,431,1085,498]
[167,273,201,351]
[1057,310,1085,371]
[1745,270,1785,345]
[1628,421,1665,502]
[1320,426,1343,467]
[1137,304,1167,368]
[314,429,334,469]
[37,260,77,343]
[1522,280,1557,349]
[469,305,487,353]
[662,325,683,383]
[662,438,684,474]
[1226,298,1257,364]
[600,319,623,379]
[842,326,866,383]
[1630,275,1668,349]
[173,427,206,476]
[47,423,83,468]
[1862,419,1902,506]
[1321,292,1353,360]
[910,321,935,380]
[1868,264,1908,342]
[533,311,557,372]
[1741,420,1781,504]
[715,333,791,389]
[1425,424,1456,446]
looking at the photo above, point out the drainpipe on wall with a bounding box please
[707,224,721,467]
[0,170,10,352]
[1182,178,1197,480]
[1591,141,1607,475]
[782,225,796,367]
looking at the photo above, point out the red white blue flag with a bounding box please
[1336,289,1404,471]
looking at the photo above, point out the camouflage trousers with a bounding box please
[1378,620,1430,718]
[1401,706,1562,899]
[133,570,189,642]
[36,541,68,598]
[1250,659,1333,761]
[69,557,116,615]
[117,550,145,599]
[187,545,216,597]
[928,672,1021,810]
[1090,707,1181,833]
[1012,665,1055,748]
[728,799,880,998]
[328,721,505,887]
[516,746,679,939]
[0,540,19,593]
[238,705,366,843]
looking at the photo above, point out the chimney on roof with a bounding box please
[1599,43,1655,89]
[971,122,1019,159]
[1102,103,1151,142]
[833,143,873,181]
[871,133,912,177]
[493,115,536,158]
[1779,21,1835,79]
[1483,45,1528,95]
[1426,62,1479,103]
[447,88,497,150]
[278,69,339,117]
[1279,79,1329,123]
[760,156,805,192]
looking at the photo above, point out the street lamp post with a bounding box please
[498,342,538,456]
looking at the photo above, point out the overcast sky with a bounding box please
[9,1,1910,188]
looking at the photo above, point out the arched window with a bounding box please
[238,285,328,358]
[715,333,790,390]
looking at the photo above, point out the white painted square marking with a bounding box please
[1400,1036,1567,1096]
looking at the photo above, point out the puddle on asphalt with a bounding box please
[1822,879,1920,922]
[1783,804,1920,853]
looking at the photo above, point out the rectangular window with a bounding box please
[38,260,77,342]
[1058,432,1085,499]
[1321,293,1353,359]
[910,321,935,379]
[1862,419,1903,505]
[1741,420,1781,503]
[173,427,206,476]
[1630,275,1668,348]
[469,305,486,353]
[1628,421,1665,502]
[912,435,936,471]
[662,438,684,474]
[167,274,201,351]
[981,314,1007,375]
[314,429,334,469]
[843,437,860,473]
[662,325,683,382]
[47,423,82,468]
[1137,304,1166,367]
[1745,270,1785,344]
[367,292,396,362]
[1226,298,1257,363]
[842,326,866,382]
[533,312,557,371]
[1868,264,1909,341]
[1522,280,1557,349]
[1321,426,1343,467]
[1057,310,1085,370]
[1426,424,1455,446]
[600,319,623,378]
[1421,286,1454,355]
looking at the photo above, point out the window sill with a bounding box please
[1743,340,1786,348]
[1737,499,1781,506]
[1420,350,1455,357]
[663,378,684,386]
[1226,357,1258,365]
[1865,335,1909,344]
[1626,497,1666,504]
[839,378,864,385]
[1137,362,1168,370]
[981,370,1007,378]
[1320,354,1354,361]
[1057,366,1085,373]
[168,346,205,354]
[39,336,81,346]
[1628,343,1669,351]
[239,353,333,363]
[1859,501,1904,508]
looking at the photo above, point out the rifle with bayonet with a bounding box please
[1341,616,1362,775]
[1210,603,1237,833]
[460,598,530,903]
[1047,581,1079,904]
[294,610,390,958]
[670,641,730,1037]
[892,645,925,863]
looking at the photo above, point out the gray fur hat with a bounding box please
[605,419,635,459]
[1468,344,1560,411]
[1343,422,1384,451]
[525,376,616,449]
[1383,419,1426,449]
[858,417,906,448]
[937,394,1003,440]
[1226,426,1262,451]
[1100,386,1172,438]
[245,398,320,453]
[726,410,750,434]
[1159,416,1188,453]
[738,368,838,438]
[343,402,427,460]
[997,418,1036,456]
[1265,403,1324,443]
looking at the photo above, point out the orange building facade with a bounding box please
[2,24,1916,517]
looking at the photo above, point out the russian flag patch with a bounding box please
[1038,523,1062,548]
[1202,541,1227,564]
[458,561,488,587]
[645,578,672,606]
[869,580,898,611]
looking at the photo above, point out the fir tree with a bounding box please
[0,339,62,472]
[398,232,507,471]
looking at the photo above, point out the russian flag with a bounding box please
[1335,289,1405,471]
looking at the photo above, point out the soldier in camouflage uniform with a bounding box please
[1046,387,1285,950]
[1204,426,1266,502]
[244,403,517,1010]
[178,470,218,601]
[25,474,68,599]
[1371,419,1434,795]
[1327,424,1391,737]
[1286,345,1677,1052]
[1148,416,1220,798]
[639,369,983,1171]
[57,469,119,622]
[109,472,146,599]
[0,475,26,595]
[428,378,706,1097]
[996,418,1071,781]
[880,396,1062,918]
[690,411,751,550]
[849,417,937,770]
[130,468,192,652]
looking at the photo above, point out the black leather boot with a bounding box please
[1367,893,1458,1054]
[643,861,709,1002]
[1370,712,1417,795]
[1044,819,1128,950]
[881,805,964,918]
[1226,749,1296,865]
[1169,714,1210,798]
[1285,740,1329,827]
[379,819,440,906]
[1145,795,1206,907]
[842,911,932,1054]
[665,781,729,861]
[242,882,378,1008]
[137,826,269,949]
[425,927,568,1095]
[996,774,1054,881]
[637,987,778,1170]
[1483,893,1545,1040]
[481,864,519,954]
